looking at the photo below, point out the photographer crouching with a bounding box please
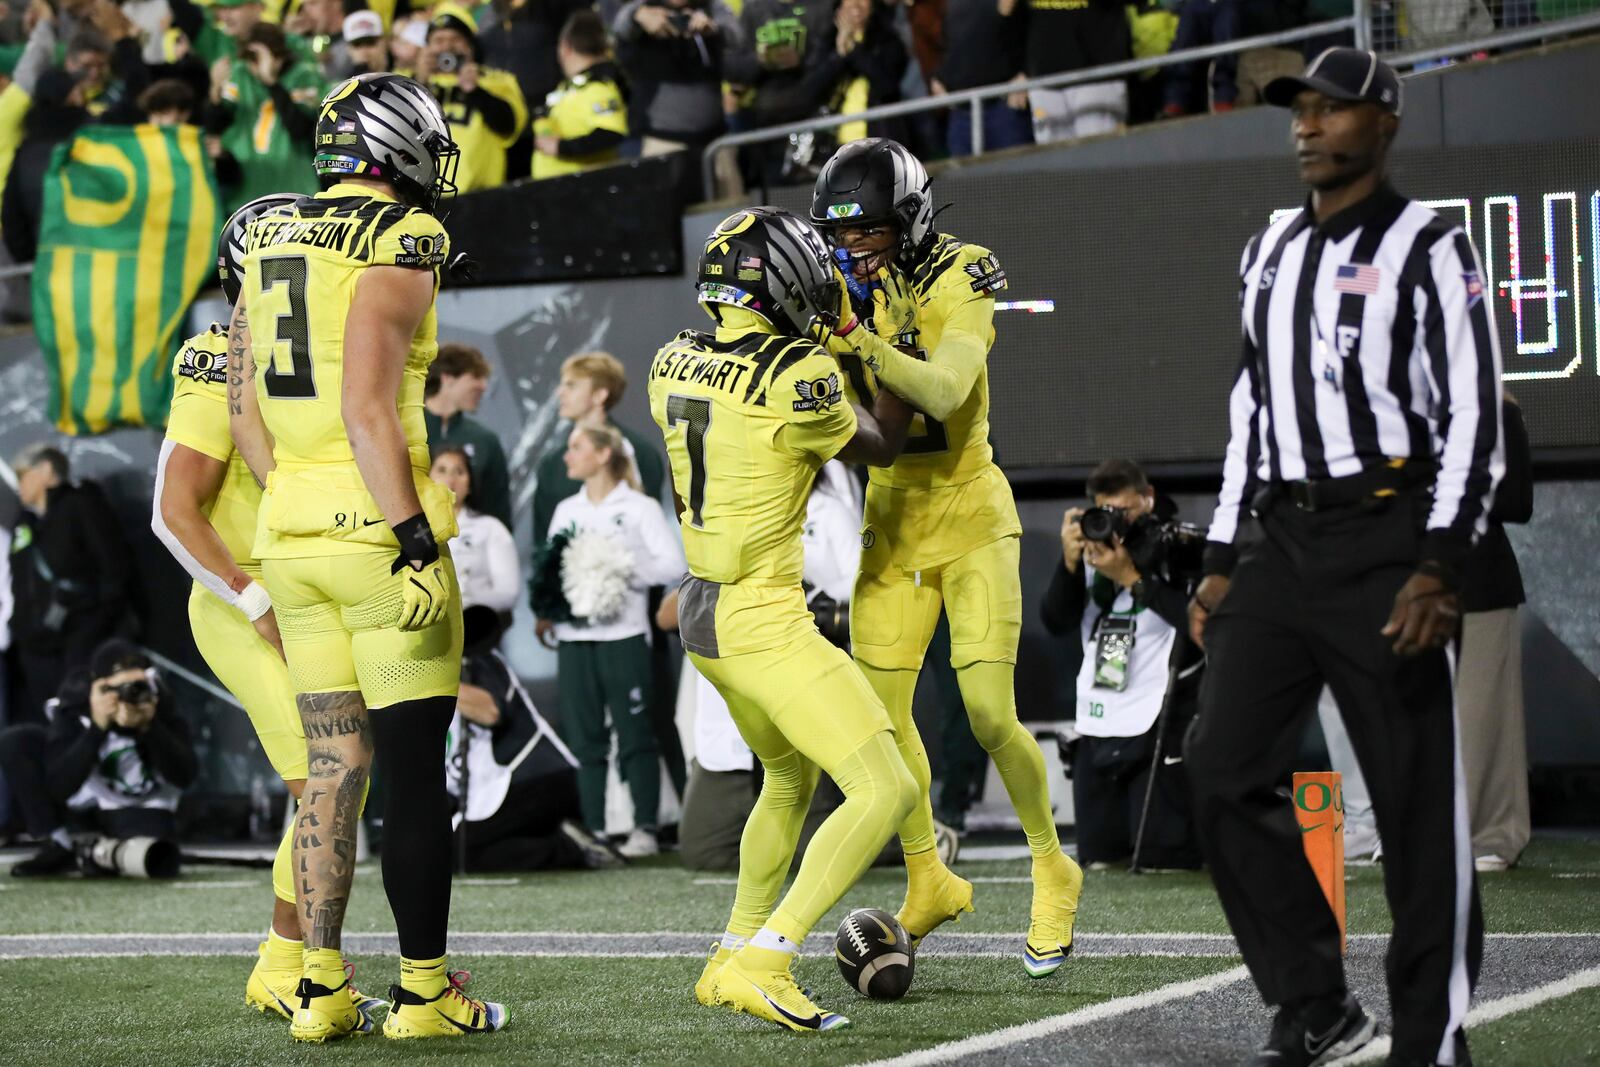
[1040,460,1203,871]
[0,640,194,878]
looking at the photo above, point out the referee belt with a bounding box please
[1267,460,1434,514]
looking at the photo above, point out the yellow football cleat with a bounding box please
[382,972,507,1039]
[695,940,737,1007]
[289,976,377,1042]
[1023,851,1085,979]
[710,949,849,1033]
[896,864,975,948]
[244,944,299,1019]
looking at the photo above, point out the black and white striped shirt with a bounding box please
[1205,184,1504,574]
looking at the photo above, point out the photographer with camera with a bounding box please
[0,639,195,877]
[1040,459,1202,871]
[414,5,528,191]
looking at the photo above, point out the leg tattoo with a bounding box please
[295,691,371,952]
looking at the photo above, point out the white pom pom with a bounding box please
[561,527,636,622]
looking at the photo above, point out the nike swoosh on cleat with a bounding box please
[757,989,827,1031]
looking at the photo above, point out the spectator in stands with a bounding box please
[430,445,521,617]
[169,0,269,66]
[932,0,1030,157]
[479,0,592,126]
[137,77,198,124]
[417,5,529,190]
[1230,2,1307,110]
[341,10,391,77]
[612,0,739,162]
[532,351,667,552]
[0,640,196,877]
[448,606,622,871]
[1163,0,1303,116]
[423,343,514,530]
[7,446,134,727]
[1041,459,1202,870]
[829,0,911,144]
[532,10,628,180]
[724,0,845,181]
[545,425,685,858]
[282,0,348,80]
[1002,0,1130,144]
[205,22,324,210]
[1126,0,1179,124]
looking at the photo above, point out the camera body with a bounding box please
[113,678,155,705]
[435,50,465,73]
[1078,509,1206,586]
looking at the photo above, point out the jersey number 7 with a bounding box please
[259,256,317,399]
[666,394,710,528]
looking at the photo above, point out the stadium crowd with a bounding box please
[0,0,1580,260]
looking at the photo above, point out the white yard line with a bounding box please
[1328,965,1600,1065]
[853,965,1253,1067]
[167,880,259,890]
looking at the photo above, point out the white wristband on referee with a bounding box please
[235,581,274,622]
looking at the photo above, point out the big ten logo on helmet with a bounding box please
[178,343,228,384]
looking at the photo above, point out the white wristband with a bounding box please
[235,581,274,622]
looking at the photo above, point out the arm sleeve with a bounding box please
[558,128,627,157]
[151,438,242,605]
[774,352,859,461]
[1419,229,1505,569]
[138,705,199,789]
[531,451,562,548]
[12,17,57,94]
[612,0,649,41]
[632,497,686,589]
[1202,338,1263,577]
[1040,559,1086,636]
[266,81,316,142]
[478,517,523,613]
[1489,399,1532,525]
[1,157,36,264]
[1141,578,1191,633]
[856,259,996,422]
[468,71,528,141]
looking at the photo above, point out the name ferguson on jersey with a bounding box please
[246,217,360,254]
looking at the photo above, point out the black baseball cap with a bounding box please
[1264,47,1403,116]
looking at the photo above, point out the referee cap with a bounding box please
[1264,47,1402,116]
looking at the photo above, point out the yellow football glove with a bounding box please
[814,266,861,354]
[872,266,918,342]
[391,515,451,631]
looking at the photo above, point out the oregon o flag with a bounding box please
[31,124,221,434]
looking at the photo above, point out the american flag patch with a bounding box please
[738,255,762,271]
[1462,271,1484,308]
[1334,264,1381,295]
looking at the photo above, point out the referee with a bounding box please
[1185,49,1503,1067]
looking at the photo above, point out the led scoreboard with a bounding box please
[931,138,1600,472]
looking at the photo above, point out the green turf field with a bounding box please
[2,834,1597,1065]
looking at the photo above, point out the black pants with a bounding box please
[1074,717,1202,870]
[0,723,176,839]
[462,773,586,873]
[1186,495,1482,1064]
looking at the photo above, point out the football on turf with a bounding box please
[835,908,915,1000]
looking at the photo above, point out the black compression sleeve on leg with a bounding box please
[370,695,457,960]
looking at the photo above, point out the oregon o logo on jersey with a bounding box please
[396,232,447,267]
[793,373,841,413]
[178,344,228,384]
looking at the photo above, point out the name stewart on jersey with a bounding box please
[648,342,752,397]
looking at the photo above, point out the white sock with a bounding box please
[49,828,72,849]
[751,927,799,954]
[720,930,747,952]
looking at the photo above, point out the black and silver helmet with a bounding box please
[810,138,935,268]
[314,72,459,214]
[216,192,302,305]
[696,207,842,339]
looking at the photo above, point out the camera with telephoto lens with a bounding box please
[112,678,155,705]
[1079,509,1207,585]
[80,835,182,879]
[435,50,464,73]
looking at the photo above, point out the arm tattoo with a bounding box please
[227,306,251,414]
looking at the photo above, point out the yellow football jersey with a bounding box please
[241,183,457,559]
[863,233,1007,491]
[648,329,856,587]
[164,324,263,571]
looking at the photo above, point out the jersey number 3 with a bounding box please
[260,256,317,399]
[666,394,710,528]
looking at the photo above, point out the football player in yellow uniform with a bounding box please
[227,72,504,1042]
[152,194,385,1027]
[811,139,1084,979]
[653,208,916,1033]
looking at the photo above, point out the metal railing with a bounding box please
[701,7,1369,198]
[699,0,1600,199]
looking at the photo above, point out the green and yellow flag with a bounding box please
[32,124,221,434]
